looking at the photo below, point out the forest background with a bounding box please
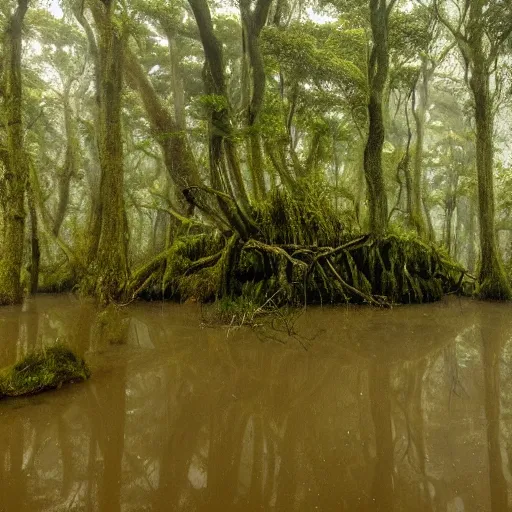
[1,0,512,307]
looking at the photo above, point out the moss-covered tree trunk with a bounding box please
[53,80,79,237]
[72,5,103,265]
[467,198,477,272]
[166,30,186,130]
[470,65,511,298]
[436,0,512,299]
[464,0,511,299]
[363,0,391,235]
[188,0,251,211]
[90,0,129,301]
[27,182,40,294]
[0,0,29,305]
[124,48,201,212]
[240,0,272,200]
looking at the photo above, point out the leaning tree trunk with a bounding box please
[53,81,79,237]
[90,0,129,302]
[188,0,251,211]
[470,65,511,299]
[0,0,29,305]
[363,0,390,235]
[124,47,202,212]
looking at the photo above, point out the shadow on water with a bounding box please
[0,295,512,511]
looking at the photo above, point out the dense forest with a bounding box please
[1,0,512,307]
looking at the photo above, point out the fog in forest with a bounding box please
[1,0,512,510]
[1,0,512,304]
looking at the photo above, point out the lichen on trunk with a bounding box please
[88,0,129,303]
[0,0,30,305]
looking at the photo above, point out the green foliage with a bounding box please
[261,22,367,98]
[196,94,229,114]
[26,9,86,49]
[0,344,90,399]
[389,6,432,63]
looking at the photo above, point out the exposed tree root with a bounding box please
[75,185,470,307]
[128,231,468,307]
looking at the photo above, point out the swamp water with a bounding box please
[0,295,512,511]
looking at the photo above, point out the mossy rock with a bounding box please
[0,344,90,399]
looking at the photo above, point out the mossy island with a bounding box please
[0,344,90,400]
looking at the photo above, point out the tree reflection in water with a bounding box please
[0,297,511,511]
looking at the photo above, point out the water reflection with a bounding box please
[481,311,509,512]
[0,296,512,511]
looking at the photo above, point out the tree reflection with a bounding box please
[369,361,394,511]
[481,311,509,512]
[1,298,512,511]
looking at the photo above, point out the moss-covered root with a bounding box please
[478,274,512,301]
[0,344,90,399]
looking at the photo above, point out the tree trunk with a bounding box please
[467,198,477,272]
[90,0,129,301]
[72,7,102,264]
[470,65,511,299]
[422,195,435,242]
[399,93,413,229]
[124,47,201,212]
[411,61,429,237]
[363,0,390,235]
[240,0,272,200]
[27,182,40,295]
[188,0,251,210]
[0,0,29,305]
[166,30,186,129]
[444,200,455,256]
[53,82,79,237]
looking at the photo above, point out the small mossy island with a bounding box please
[0,344,90,400]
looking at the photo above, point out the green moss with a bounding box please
[178,264,222,302]
[253,181,347,247]
[162,233,225,299]
[128,181,468,306]
[38,265,76,293]
[0,344,90,399]
[477,276,512,301]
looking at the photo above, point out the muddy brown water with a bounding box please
[1,295,512,511]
